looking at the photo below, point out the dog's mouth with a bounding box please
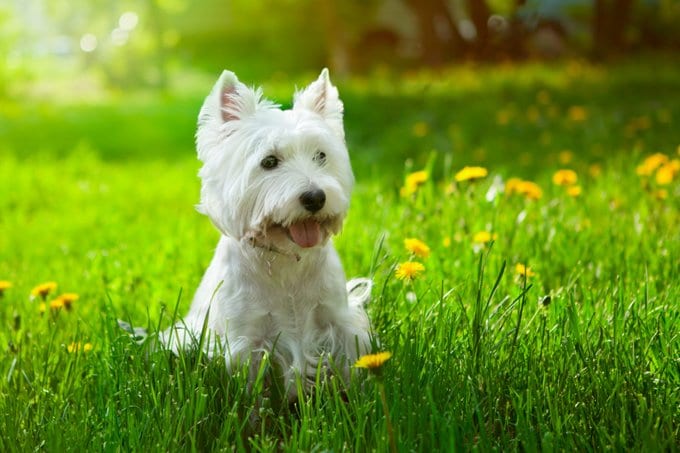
[287,218,323,248]
[248,215,342,254]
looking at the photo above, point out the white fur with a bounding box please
[159,69,372,398]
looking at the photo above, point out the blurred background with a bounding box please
[3,0,679,87]
[1,0,679,176]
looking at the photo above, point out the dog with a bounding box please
[157,69,372,399]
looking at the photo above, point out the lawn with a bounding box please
[0,57,678,451]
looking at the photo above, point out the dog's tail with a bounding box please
[346,278,372,308]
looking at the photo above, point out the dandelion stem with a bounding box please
[377,379,397,453]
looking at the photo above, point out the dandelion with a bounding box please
[496,109,511,125]
[49,298,64,311]
[56,293,79,310]
[552,169,578,186]
[442,237,451,248]
[568,106,588,122]
[0,281,12,297]
[31,282,58,301]
[505,177,523,195]
[412,121,429,137]
[655,159,679,185]
[518,181,543,200]
[354,351,392,370]
[67,342,93,353]
[527,106,540,123]
[354,351,396,453]
[400,170,428,197]
[473,231,497,244]
[38,303,47,315]
[395,261,425,281]
[654,189,668,200]
[455,166,488,182]
[624,116,652,137]
[515,263,536,278]
[507,179,543,200]
[558,150,574,164]
[636,153,668,176]
[566,185,582,197]
[589,163,602,178]
[404,238,430,258]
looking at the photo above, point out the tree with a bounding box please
[592,0,635,58]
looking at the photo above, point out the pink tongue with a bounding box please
[289,219,322,248]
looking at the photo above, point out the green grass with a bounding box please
[1,58,678,451]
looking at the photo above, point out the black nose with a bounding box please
[299,189,326,213]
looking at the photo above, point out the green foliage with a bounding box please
[0,58,679,451]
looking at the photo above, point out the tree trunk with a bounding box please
[592,0,635,58]
[466,0,492,58]
[405,0,466,65]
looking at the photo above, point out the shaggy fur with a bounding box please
[158,69,372,398]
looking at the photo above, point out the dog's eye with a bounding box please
[260,155,279,170]
[314,151,327,165]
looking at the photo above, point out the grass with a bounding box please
[0,57,678,451]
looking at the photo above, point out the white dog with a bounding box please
[158,69,372,397]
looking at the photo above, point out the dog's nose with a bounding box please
[299,189,326,213]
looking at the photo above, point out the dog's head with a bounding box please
[195,69,353,254]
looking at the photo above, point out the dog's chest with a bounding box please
[262,290,326,335]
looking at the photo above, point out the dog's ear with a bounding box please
[293,68,344,138]
[199,70,265,125]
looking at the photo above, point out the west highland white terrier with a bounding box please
[158,69,372,398]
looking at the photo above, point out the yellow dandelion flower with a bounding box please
[67,342,93,354]
[515,180,543,200]
[407,171,429,187]
[354,351,392,369]
[527,106,540,123]
[395,261,425,281]
[400,185,415,198]
[400,170,429,197]
[589,163,602,178]
[655,159,679,185]
[49,298,64,311]
[566,185,582,197]
[442,237,451,248]
[636,153,668,176]
[0,281,11,296]
[473,231,498,244]
[56,293,79,310]
[568,106,588,122]
[515,263,536,277]
[654,189,668,200]
[455,166,488,182]
[496,109,511,125]
[552,169,578,186]
[404,238,431,258]
[558,150,574,164]
[412,121,429,137]
[505,177,523,195]
[31,282,58,300]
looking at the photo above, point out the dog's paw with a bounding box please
[346,278,372,307]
